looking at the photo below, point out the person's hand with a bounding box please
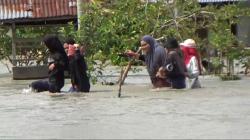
[156,67,166,78]
[124,50,140,59]
[64,43,69,49]
[49,63,55,71]
[125,50,135,56]
[74,44,80,50]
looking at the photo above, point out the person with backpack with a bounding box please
[180,39,202,88]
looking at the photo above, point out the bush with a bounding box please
[219,74,241,81]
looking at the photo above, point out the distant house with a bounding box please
[0,0,77,25]
[0,0,79,79]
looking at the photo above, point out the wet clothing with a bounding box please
[30,79,50,92]
[139,35,169,87]
[181,46,202,74]
[48,52,68,92]
[170,76,186,89]
[165,50,186,89]
[151,77,170,88]
[68,50,90,92]
[181,45,201,88]
[31,35,68,93]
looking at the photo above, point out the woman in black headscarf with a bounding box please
[126,35,169,88]
[30,35,69,93]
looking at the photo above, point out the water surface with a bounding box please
[0,75,250,139]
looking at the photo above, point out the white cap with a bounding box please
[180,39,196,48]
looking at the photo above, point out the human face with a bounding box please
[140,41,150,54]
[64,43,69,49]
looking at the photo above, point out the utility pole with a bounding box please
[11,23,17,66]
[77,0,84,31]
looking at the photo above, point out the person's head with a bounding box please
[180,39,196,48]
[140,35,156,54]
[43,35,64,53]
[65,38,75,45]
[64,37,76,49]
[164,37,179,51]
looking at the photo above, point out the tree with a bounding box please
[75,0,250,78]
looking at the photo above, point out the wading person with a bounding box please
[180,39,202,88]
[125,35,169,88]
[157,37,186,89]
[30,35,69,93]
[64,38,90,92]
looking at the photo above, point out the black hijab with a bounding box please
[43,35,69,70]
[43,35,65,54]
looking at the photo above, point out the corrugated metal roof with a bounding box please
[198,0,243,3]
[0,0,77,22]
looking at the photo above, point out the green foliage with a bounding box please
[77,0,203,65]
[76,0,249,79]
[207,3,250,75]
[210,57,225,74]
[219,74,241,81]
[1,0,250,81]
[0,26,61,66]
[0,28,12,60]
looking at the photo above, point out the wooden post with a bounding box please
[11,23,17,66]
[118,48,141,98]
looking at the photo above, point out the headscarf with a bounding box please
[180,39,202,73]
[180,39,198,65]
[43,35,65,54]
[164,37,179,49]
[43,35,69,70]
[141,35,157,74]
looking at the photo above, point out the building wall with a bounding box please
[237,16,250,47]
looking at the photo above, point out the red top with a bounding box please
[181,46,202,74]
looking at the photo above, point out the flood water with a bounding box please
[1,73,250,139]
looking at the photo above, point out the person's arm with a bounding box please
[124,48,144,61]
[165,51,186,78]
[53,53,67,70]
[156,66,166,78]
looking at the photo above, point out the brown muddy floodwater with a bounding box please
[0,74,250,139]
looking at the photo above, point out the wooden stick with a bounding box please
[118,48,141,98]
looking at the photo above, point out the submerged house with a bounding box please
[0,0,79,79]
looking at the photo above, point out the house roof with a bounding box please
[0,0,77,25]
